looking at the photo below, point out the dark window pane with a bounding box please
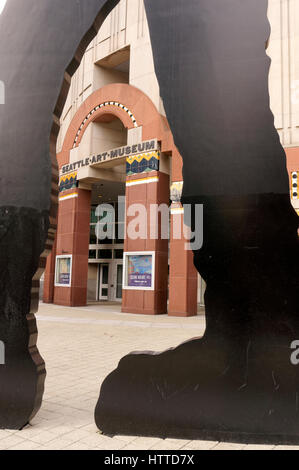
[90,207,98,224]
[102,265,109,284]
[116,264,123,299]
[98,250,113,259]
[89,250,96,259]
[89,225,97,245]
[114,250,123,259]
[98,239,113,246]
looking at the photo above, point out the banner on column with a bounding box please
[123,252,155,291]
[55,255,72,287]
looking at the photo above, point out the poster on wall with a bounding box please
[127,254,153,288]
[55,256,72,286]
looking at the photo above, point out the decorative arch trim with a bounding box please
[73,101,138,148]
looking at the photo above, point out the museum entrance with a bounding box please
[87,179,125,303]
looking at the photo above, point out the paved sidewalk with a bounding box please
[0,303,297,450]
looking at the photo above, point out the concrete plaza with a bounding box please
[0,302,296,451]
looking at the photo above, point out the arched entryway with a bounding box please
[43,83,198,317]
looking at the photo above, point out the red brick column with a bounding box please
[168,203,198,317]
[53,188,91,307]
[122,171,169,315]
[43,237,57,303]
[168,148,198,317]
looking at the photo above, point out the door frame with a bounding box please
[112,260,123,302]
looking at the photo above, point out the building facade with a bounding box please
[43,0,299,316]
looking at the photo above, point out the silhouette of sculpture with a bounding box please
[0,0,298,443]
[0,0,120,430]
[95,0,299,444]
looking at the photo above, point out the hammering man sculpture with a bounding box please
[0,0,298,444]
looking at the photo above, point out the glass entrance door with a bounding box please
[98,262,123,301]
[98,264,109,300]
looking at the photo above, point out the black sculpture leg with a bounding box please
[96,196,299,443]
[0,0,120,429]
[95,0,299,443]
[0,208,48,429]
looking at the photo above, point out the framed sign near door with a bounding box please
[55,255,72,287]
[123,252,155,291]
